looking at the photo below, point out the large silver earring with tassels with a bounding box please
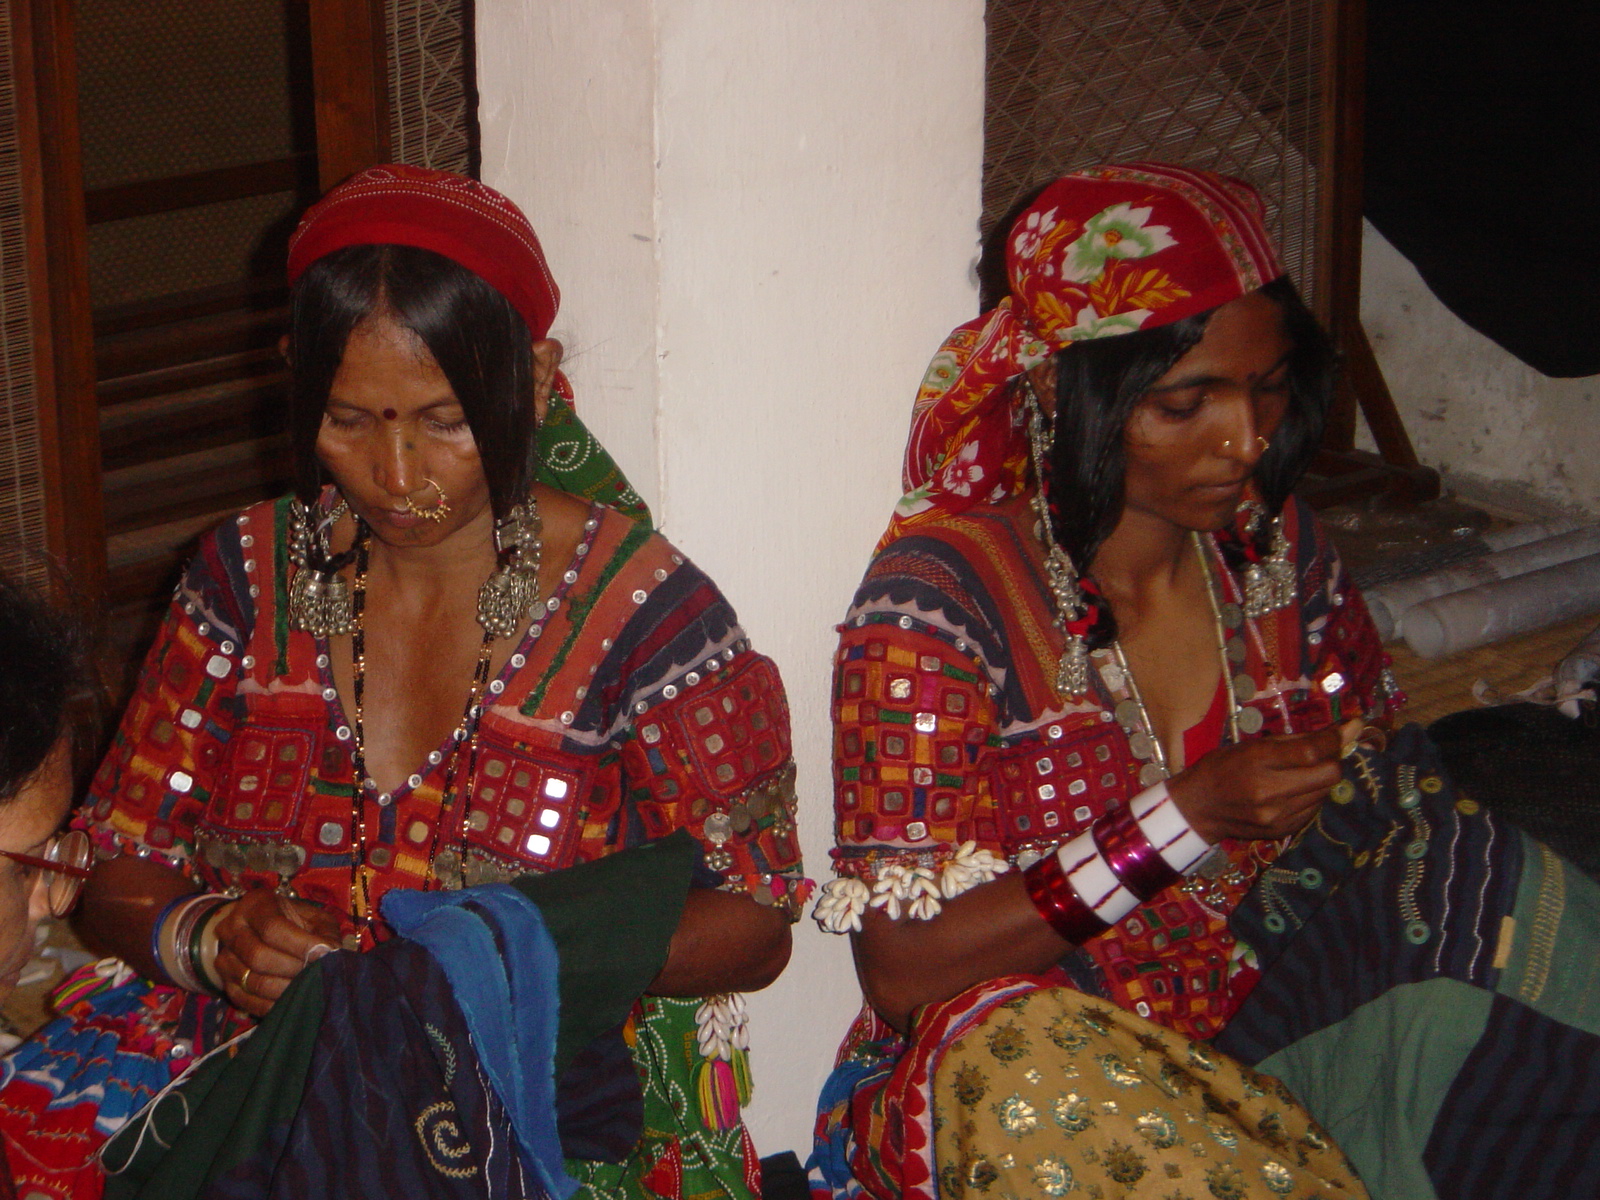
[1240,501,1295,618]
[1022,380,1091,698]
[287,498,355,636]
[477,497,543,638]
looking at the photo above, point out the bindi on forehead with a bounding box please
[382,408,397,420]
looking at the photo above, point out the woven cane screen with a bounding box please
[387,0,473,174]
[0,1,48,587]
[76,0,305,308]
[985,0,1326,307]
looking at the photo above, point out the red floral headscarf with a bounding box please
[884,163,1283,549]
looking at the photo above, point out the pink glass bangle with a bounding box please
[1023,849,1110,945]
[1092,804,1182,903]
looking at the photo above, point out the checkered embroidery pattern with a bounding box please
[622,656,803,908]
[833,624,997,872]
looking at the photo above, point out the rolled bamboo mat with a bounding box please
[1385,607,1600,726]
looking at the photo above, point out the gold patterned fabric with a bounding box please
[931,987,1366,1200]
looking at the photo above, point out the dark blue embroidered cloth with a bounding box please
[1217,724,1600,1199]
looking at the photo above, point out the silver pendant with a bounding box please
[286,497,355,636]
[477,564,538,639]
[288,566,354,637]
[477,499,543,637]
[1054,635,1090,698]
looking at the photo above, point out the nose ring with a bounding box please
[1257,436,1270,452]
[404,478,452,521]
[1220,438,1233,450]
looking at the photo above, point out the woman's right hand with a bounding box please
[1167,716,1363,844]
[210,889,342,1017]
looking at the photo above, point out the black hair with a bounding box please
[0,573,88,805]
[287,244,538,520]
[1042,276,1335,644]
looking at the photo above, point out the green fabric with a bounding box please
[1257,978,1492,1200]
[529,833,752,1200]
[533,395,651,527]
[102,964,328,1200]
[1499,838,1600,1033]
[102,835,710,1200]
[513,830,696,1080]
[565,997,754,1200]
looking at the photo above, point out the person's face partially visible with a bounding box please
[1120,290,1293,534]
[0,742,72,999]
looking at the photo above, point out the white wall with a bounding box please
[479,0,986,1158]
[477,0,662,509]
[1360,220,1600,517]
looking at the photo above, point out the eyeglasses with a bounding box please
[0,829,92,917]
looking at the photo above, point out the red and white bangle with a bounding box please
[1023,782,1211,943]
[1127,781,1211,878]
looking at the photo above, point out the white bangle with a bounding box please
[1055,831,1138,928]
[1129,781,1212,876]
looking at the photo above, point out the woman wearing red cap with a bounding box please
[0,166,806,1199]
[810,165,1600,1200]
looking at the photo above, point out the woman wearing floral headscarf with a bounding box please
[810,164,1600,1200]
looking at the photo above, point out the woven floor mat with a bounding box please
[1385,608,1600,726]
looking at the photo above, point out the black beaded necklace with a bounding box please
[346,525,494,931]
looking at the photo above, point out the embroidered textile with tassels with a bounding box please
[693,993,753,1131]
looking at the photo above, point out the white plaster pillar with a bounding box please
[478,0,986,1158]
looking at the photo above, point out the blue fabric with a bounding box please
[806,1047,895,1200]
[1,980,178,1137]
[383,884,575,1200]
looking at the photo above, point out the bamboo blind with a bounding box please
[0,0,47,587]
[985,0,1327,308]
[387,0,472,174]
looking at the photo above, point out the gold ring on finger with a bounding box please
[239,967,253,994]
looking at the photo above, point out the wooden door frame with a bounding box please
[1314,0,1434,496]
[308,0,391,190]
[11,0,103,604]
[2,0,402,609]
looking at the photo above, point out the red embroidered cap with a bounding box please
[287,164,560,339]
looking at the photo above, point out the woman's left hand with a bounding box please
[211,888,342,1017]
